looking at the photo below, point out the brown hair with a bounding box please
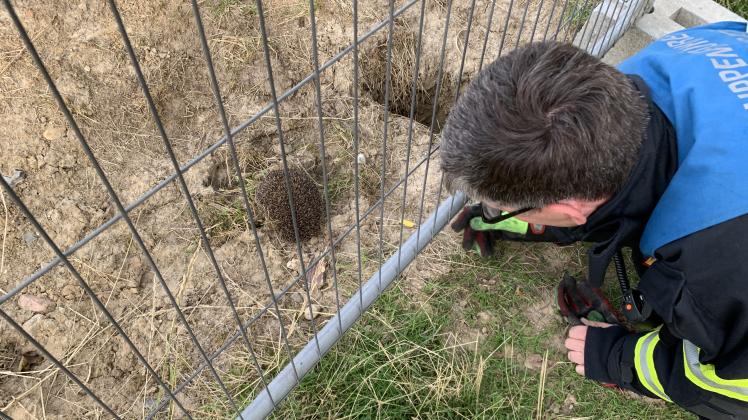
[440,41,648,208]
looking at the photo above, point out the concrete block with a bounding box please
[601,0,747,65]
[574,0,654,57]
[602,26,652,65]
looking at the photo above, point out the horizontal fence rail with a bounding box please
[0,0,648,418]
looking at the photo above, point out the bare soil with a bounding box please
[0,0,574,417]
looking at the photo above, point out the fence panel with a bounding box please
[0,0,646,418]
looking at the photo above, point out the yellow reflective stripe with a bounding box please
[683,341,748,402]
[635,331,672,402]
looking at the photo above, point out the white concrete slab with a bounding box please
[600,0,746,66]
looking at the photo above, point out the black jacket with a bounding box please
[524,78,748,419]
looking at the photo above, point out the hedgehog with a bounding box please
[255,168,324,242]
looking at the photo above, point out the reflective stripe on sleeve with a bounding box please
[634,331,672,402]
[683,340,748,402]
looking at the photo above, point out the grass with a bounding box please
[718,0,748,18]
[267,246,695,419]
[212,0,257,17]
[200,194,247,237]
[562,0,598,36]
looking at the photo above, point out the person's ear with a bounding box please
[546,200,589,225]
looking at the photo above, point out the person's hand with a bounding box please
[450,204,528,257]
[565,318,614,376]
[557,274,623,326]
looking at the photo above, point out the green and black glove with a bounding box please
[450,203,530,257]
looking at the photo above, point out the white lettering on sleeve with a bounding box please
[720,70,748,83]
[730,80,748,94]
[710,58,747,69]
[705,48,738,58]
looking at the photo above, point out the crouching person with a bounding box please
[440,22,748,420]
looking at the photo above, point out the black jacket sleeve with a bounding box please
[583,214,748,419]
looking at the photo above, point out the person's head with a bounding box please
[441,41,648,227]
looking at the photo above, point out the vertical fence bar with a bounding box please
[552,0,572,40]
[528,0,547,43]
[252,0,323,359]
[582,0,612,52]
[583,0,610,51]
[478,0,498,78]
[432,0,477,229]
[594,0,627,55]
[416,0,454,242]
[564,0,593,42]
[352,0,365,316]
[514,0,532,49]
[239,192,467,420]
[306,0,344,335]
[395,0,427,272]
[594,0,640,56]
[496,0,516,59]
[377,0,397,294]
[542,0,561,41]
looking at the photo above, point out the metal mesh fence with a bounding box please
[0,0,647,418]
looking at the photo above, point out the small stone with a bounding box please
[286,258,300,274]
[22,314,45,332]
[61,284,78,300]
[22,231,37,246]
[289,292,303,304]
[59,153,76,168]
[43,125,65,140]
[144,397,158,412]
[523,353,544,371]
[357,153,366,165]
[19,350,44,372]
[2,169,25,188]
[550,402,561,414]
[18,294,56,314]
[83,65,91,72]
[562,393,577,413]
[303,304,322,320]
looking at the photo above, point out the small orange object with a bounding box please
[643,257,657,267]
[626,303,633,311]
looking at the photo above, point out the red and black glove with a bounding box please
[557,273,623,327]
[451,203,540,257]
[451,204,496,257]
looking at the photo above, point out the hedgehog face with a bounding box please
[255,168,324,242]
